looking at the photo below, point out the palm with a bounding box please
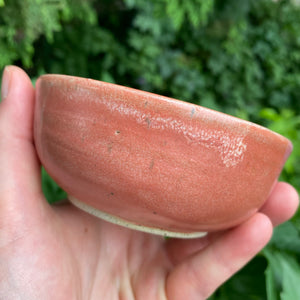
[1,195,173,300]
[53,203,172,300]
[0,66,298,300]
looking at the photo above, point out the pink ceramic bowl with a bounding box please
[34,75,292,238]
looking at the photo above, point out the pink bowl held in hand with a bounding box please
[34,75,292,238]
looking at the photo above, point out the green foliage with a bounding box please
[1,0,300,299]
[260,108,300,192]
[264,248,300,300]
[0,0,96,68]
[269,222,300,256]
[124,0,214,29]
[209,256,268,300]
[260,221,300,299]
[41,168,67,204]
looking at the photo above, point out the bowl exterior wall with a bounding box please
[34,75,292,233]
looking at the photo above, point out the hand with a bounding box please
[0,66,298,300]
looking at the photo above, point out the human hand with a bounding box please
[0,66,298,300]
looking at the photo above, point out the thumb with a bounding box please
[0,66,44,215]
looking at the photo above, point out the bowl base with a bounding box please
[68,195,207,239]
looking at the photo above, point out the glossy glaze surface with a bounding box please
[34,75,292,235]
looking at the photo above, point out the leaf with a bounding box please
[124,0,135,9]
[265,266,277,300]
[281,256,300,300]
[0,0,4,7]
[166,0,184,29]
[211,256,268,300]
[269,222,300,255]
[264,249,300,300]
[259,108,279,122]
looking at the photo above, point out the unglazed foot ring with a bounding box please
[68,195,207,239]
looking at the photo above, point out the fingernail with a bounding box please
[1,66,12,100]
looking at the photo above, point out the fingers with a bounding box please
[165,232,222,265]
[166,213,273,300]
[260,182,299,226]
[0,66,43,209]
[0,66,35,140]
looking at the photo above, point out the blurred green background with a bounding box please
[0,0,300,298]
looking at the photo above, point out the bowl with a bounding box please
[34,75,292,238]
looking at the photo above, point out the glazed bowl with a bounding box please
[34,75,292,238]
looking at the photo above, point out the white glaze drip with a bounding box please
[105,100,247,167]
[63,84,247,167]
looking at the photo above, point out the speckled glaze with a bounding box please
[34,75,292,237]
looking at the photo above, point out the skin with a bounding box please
[0,66,298,300]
